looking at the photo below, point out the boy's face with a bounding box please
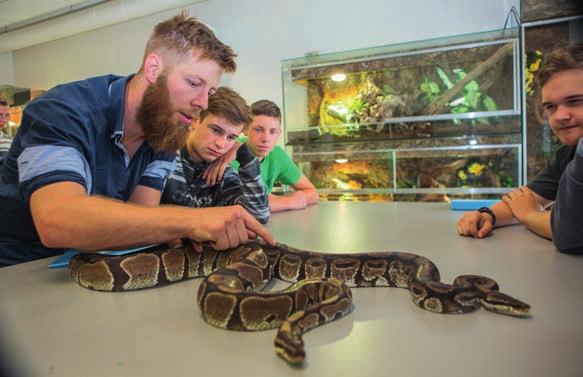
[541,69,583,146]
[246,115,281,158]
[187,114,243,163]
[0,105,9,129]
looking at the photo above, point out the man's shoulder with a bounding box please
[29,74,125,114]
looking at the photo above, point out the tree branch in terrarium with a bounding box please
[421,43,512,115]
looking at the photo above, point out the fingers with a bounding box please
[457,212,485,238]
[477,220,493,238]
[240,208,275,245]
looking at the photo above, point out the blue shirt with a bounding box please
[0,74,175,266]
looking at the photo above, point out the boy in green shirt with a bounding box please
[204,100,318,212]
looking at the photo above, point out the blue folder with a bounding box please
[48,244,158,269]
[450,199,498,211]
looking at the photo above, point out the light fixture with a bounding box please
[469,139,477,146]
[335,158,348,164]
[331,73,346,82]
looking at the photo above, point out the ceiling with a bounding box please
[0,0,103,31]
[0,0,207,53]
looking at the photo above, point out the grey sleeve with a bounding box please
[551,139,583,254]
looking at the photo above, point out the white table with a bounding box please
[1,202,582,377]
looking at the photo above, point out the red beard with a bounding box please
[137,75,192,153]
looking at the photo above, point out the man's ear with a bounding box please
[143,53,164,84]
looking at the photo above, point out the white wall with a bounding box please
[0,52,14,85]
[12,0,515,110]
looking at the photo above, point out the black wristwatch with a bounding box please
[478,207,496,226]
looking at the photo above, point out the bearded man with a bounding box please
[0,12,274,267]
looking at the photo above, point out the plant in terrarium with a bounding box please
[421,67,498,124]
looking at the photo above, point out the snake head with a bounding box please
[480,291,531,317]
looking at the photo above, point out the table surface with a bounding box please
[0,202,582,377]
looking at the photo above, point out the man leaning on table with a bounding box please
[457,43,583,252]
[0,12,274,268]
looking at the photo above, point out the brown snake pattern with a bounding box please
[69,241,531,364]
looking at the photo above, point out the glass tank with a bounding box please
[281,28,521,201]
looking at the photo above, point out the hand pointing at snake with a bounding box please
[187,205,275,250]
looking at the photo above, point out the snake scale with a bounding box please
[68,241,530,364]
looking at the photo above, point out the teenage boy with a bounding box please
[457,44,583,242]
[162,87,270,224]
[204,100,318,212]
[0,13,273,267]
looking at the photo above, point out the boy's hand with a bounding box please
[457,211,494,238]
[502,186,542,223]
[203,143,241,185]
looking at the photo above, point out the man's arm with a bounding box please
[30,181,274,251]
[551,139,583,254]
[213,145,270,224]
[269,175,318,213]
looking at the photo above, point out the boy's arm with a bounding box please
[213,145,270,224]
[457,192,548,239]
[128,185,163,206]
[269,175,318,213]
[204,142,242,185]
[502,186,552,239]
[551,139,583,254]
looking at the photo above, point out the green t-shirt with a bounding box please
[232,144,302,193]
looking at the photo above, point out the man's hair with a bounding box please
[0,98,8,107]
[199,87,251,126]
[141,11,236,73]
[250,100,281,121]
[536,43,583,89]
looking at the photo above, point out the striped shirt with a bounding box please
[161,144,270,224]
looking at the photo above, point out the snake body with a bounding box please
[69,241,530,364]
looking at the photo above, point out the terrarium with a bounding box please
[281,28,521,201]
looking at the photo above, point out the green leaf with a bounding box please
[464,80,479,92]
[436,67,454,89]
[482,96,498,111]
[452,105,469,114]
[453,68,466,80]
[429,81,440,94]
[465,91,480,108]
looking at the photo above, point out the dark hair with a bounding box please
[536,43,583,89]
[0,98,8,107]
[141,11,236,73]
[250,99,281,120]
[199,87,251,126]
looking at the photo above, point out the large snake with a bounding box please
[68,241,531,364]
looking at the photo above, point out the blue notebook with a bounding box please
[48,244,158,269]
[450,199,498,211]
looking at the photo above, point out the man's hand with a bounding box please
[502,186,542,223]
[186,205,275,250]
[203,143,241,185]
[457,211,494,238]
